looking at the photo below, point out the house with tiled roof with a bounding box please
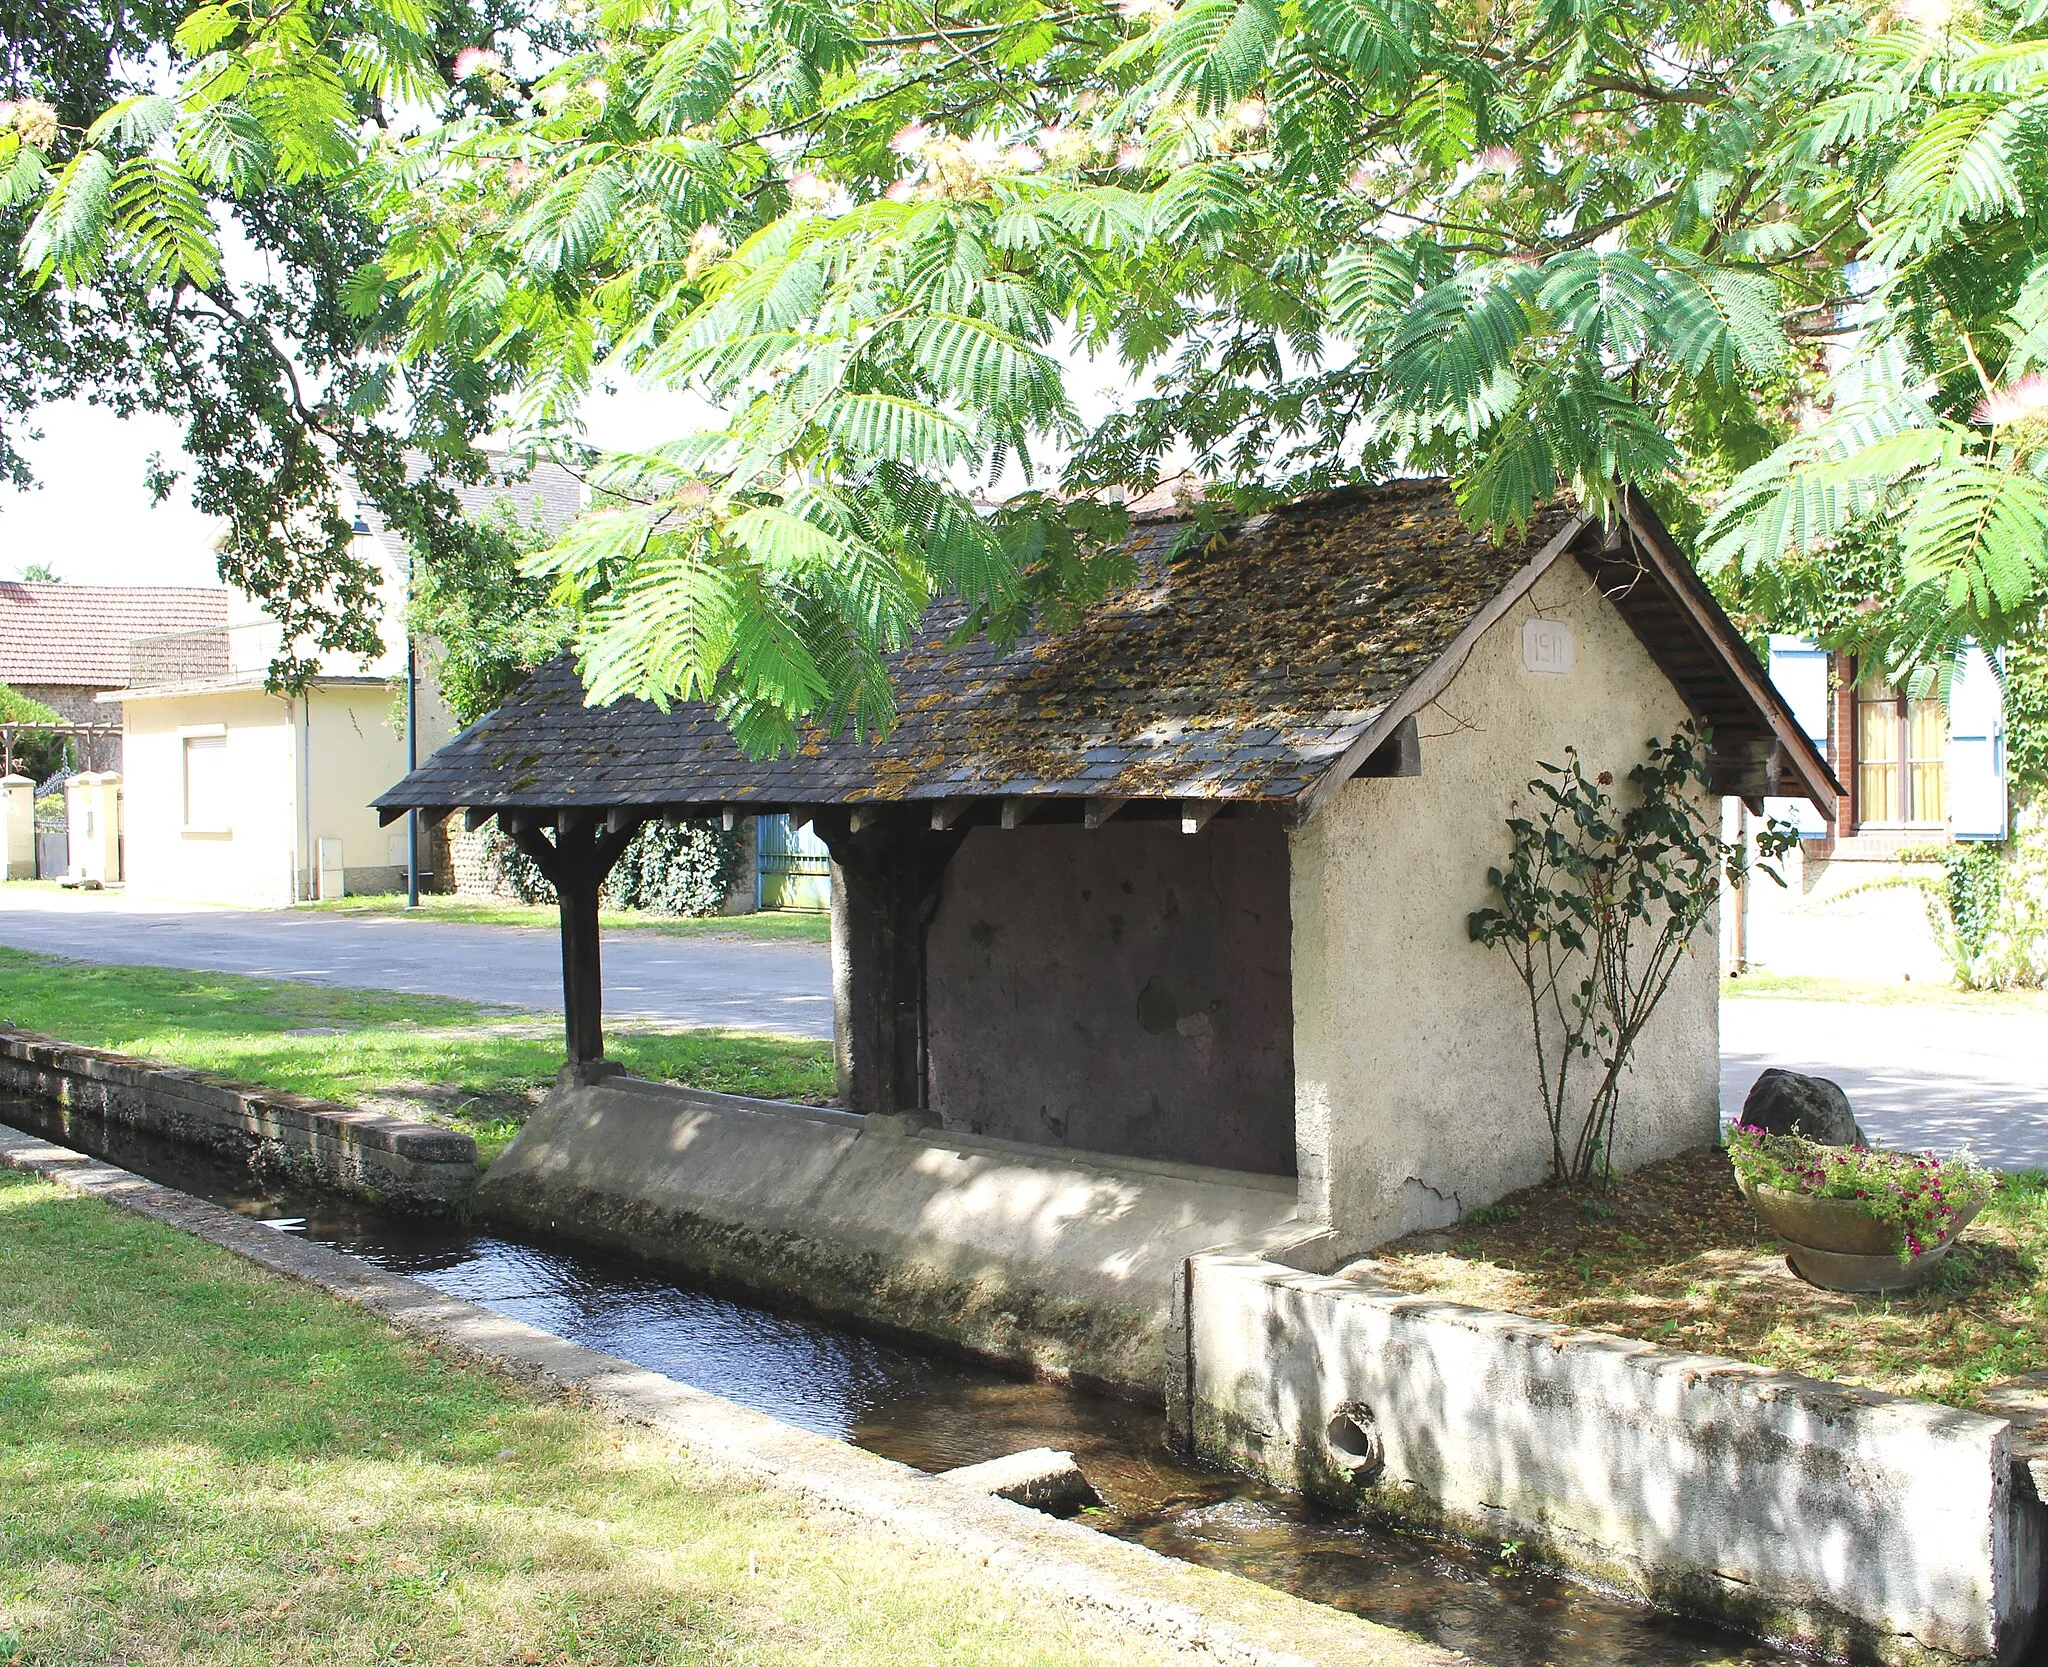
[105,459,584,906]
[377,479,1836,1392]
[0,581,229,770]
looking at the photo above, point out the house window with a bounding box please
[183,733,231,831]
[1854,675,1946,826]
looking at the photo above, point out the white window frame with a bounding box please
[181,731,233,836]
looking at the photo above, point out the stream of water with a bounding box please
[3,1101,1802,1667]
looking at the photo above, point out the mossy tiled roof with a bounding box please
[379,480,1581,815]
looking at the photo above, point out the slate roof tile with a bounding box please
[380,481,1577,815]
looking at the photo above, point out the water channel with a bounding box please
[4,1100,1803,1667]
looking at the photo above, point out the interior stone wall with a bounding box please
[923,817,1295,1175]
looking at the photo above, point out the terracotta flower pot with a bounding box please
[1736,1171,1980,1293]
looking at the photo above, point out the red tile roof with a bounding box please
[0,583,230,689]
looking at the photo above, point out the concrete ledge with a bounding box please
[479,1073,1312,1393]
[0,1026,476,1212]
[1183,1252,2044,1666]
[0,1123,1454,1667]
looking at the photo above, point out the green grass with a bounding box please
[1722,970,2048,1012]
[305,893,831,944]
[0,1169,1167,1667]
[0,949,834,1164]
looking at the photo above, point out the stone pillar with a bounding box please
[64,773,123,885]
[814,807,967,1121]
[0,775,32,880]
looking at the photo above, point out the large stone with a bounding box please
[940,1448,1100,1517]
[1740,1068,1865,1147]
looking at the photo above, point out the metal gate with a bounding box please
[34,821,66,879]
[755,814,830,911]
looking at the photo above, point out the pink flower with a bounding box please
[1117,142,1148,172]
[504,160,532,189]
[1478,144,1519,174]
[1976,374,2048,426]
[883,179,917,201]
[889,122,932,158]
[785,170,835,206]
[453,47,503,80]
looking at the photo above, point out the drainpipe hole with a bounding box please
[1325,1403,1384,1481]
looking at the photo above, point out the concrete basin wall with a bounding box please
[478,1072,1311,1392]
[0,1026,477,1212]
[1184,1251,2042,1666]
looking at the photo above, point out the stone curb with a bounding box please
[0,1027,475,1210]
[0,1125,1457,1667]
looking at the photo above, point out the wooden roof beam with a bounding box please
[1084,796,1127,829]
[1000,798,1039,830]
[1181,801,1221,834]
[929,799,973,831]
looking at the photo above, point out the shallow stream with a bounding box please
[3,1100,1801,1667]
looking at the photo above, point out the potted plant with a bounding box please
[1726,1126,1995,1293]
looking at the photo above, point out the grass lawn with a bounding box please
[306,893,831,944]
[1722,970,2048,1013]
[1363,1147,2048,1409]
[0,949,834,1164]
[0,1169,1167,1667]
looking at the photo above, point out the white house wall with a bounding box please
[120,679,457,908]
[119,689,300,908]
[303,684,456,897]
[1288,556,1718,1246]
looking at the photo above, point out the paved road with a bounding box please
[4,892,2044,1166]
[1721,996,2048,1169]
[0,890,834,1039]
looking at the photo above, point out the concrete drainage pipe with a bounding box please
[1324,1402,1385,1482]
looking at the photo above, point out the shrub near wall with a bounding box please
[451,819,747,916]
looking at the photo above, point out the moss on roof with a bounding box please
[379,480,1583,814]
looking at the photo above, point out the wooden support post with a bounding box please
[1180,801,1221,834]
[508,813,645,1081]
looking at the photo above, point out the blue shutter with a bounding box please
[1949,644,2008,841]
[1766,636,1830,836]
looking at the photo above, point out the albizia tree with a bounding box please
[11,0,2048,742]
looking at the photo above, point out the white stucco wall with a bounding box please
[304,682,457,895]
[118,678,455,907]
[1289,557,1720,1245]
[119,689,300,908]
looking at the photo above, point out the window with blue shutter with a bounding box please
[1948,644,2008,841]
[1766,636,1830,836]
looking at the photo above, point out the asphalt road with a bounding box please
[1720,995,2048,1169]
[0,890,834,1039]
[3,891,2043,1166]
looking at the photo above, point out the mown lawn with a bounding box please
[306,893,831,944]
[0,1170,1165,1667]
[1365,1146,2048,1408]
[0,950,834,1164]
[1722,970,2048,1013]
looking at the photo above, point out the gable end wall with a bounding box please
[1289,556,1720,1243]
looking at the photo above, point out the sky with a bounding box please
[0,337,1159,591]
[0,401,227,587]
